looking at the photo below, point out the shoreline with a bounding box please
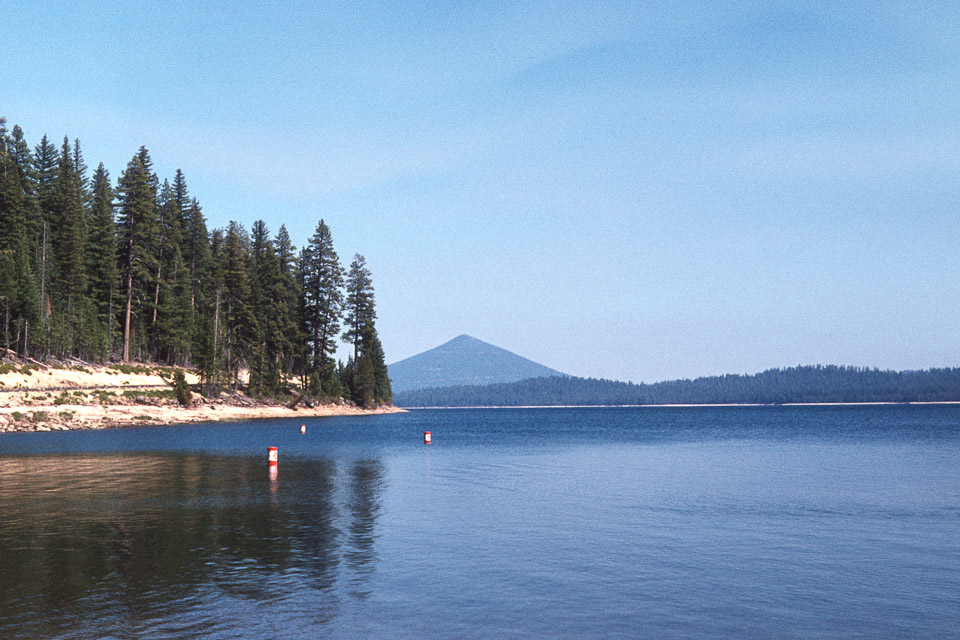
[0,363,403,433]
[403,401,960,409]
[0,402,405,433]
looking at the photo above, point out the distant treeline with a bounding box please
[0,117,391,406]
[394,365,960,407]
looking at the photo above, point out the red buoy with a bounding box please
[267,446,279,465]
[300,424,306,434]
[424,431,432,444]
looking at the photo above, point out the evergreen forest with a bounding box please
[394,365,960,407]
[0,117,391,407]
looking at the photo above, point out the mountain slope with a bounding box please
[387,335,565,392]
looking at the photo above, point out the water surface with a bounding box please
[1,406,958,638]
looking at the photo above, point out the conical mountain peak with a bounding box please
[388,336,565,392]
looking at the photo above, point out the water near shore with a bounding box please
[1,406,958,639]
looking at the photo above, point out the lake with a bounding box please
[1,406,958,639]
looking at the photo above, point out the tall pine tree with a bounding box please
[220,222,258,391]
[302,220,344,388]
[342,254,391,405]
[343,253,375,362]
[116,147,159,361]
[86,163,116,360]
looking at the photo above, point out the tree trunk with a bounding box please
[226,299,233,392]
[123,221,135,362]
[213,288,220,389]
[39,221,47,326]
[3,298,8,356]
[190,253,196,311]
[108,282,114,358]
[153,210,165,328]
[123,269,133,362]
[152,249,162,326]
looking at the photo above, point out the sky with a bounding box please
[4,1,959,382]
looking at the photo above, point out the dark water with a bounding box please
[0,406,958,639]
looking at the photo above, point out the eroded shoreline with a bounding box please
[0,363,403,433]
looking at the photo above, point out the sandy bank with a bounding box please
[0,362,403,433]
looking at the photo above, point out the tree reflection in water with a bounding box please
[0,452,386,638]
[345,459,385,598]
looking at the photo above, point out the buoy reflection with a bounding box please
[268,464,278,494]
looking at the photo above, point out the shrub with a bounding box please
[173,370,192,407]
[95,390,118,404]
[121,389,174,399]
[110,363,160,375]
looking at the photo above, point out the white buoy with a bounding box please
[300,424,306,434]
[268,446,279,465]
[424,431,432,444]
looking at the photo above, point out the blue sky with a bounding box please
[4,1,959,382]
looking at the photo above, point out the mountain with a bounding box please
[393,365,960,407]
[387,335,565,392]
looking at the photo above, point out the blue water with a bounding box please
[0,406,958,639]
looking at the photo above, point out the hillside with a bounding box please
[387,335,565,392]
[393,365,960,407]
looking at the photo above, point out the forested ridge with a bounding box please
[395,365,960,407]
[0,117,391,407]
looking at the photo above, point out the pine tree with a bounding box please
[274,224,303,378]
[247,221,300,397]
[220,222,258,391]
[1,123,40,357]
[152,178,191,363]
[340,357,355,404]
[249,221,272,395]
[9,126,35,193]
[181,197,212,368]
[0,120,23,354]
[116,147,159,361]
[353,352,376,408]
[0,120,27,253]
[86,164,116,360]
[301,220,344,386]
[322,364,343,399]
[44,136,89,357]
[367,331,392,405]
[342,253,375,362]
[341,254,391,405]
[197,229,226,395]
[172,169,189,221]
[32,135,59,336]
[32,135,58,215]
[72,139,89,207]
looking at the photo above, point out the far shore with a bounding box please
[0,362,403,434]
